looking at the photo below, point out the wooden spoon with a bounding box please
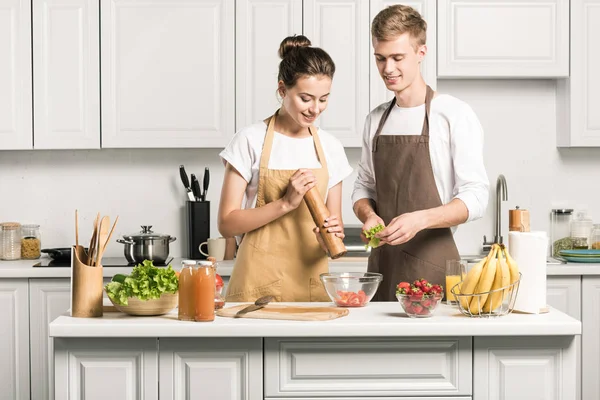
[88,213,100,265]
[75,210,79,247]
[95,216,110,267]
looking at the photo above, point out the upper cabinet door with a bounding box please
[236,0,302,130]
[438,0,569,78]
[370,0,437,111]
[0,0,32,150]
[304,0,370,147]
[101,0,234,148]
[557,0,600,147]
[33,0,100,149]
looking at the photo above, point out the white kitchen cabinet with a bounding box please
[557,0,600,147]
[0,0,33,150]
[582,276,600,400]
[264,337,472,397]
[54,338,158,400]
[0,279,30,400]
[29,279,71,400]
[33,0,100,149]
[100,0,234,148]
[370,0,437,110]
[304,0,370,147]
[158,338,263,400]
[236,0,302,129]
[438,0,569,78]
[474,336,577,400]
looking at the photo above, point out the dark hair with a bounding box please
[277,35,335,88]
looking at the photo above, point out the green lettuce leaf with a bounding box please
[363,223,385,249]
[104,260,179,306]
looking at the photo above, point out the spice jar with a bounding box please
[1,222,22,260]
[21,224,41,259]
[590,225,600,250]
[194,261,215,322]
[178,260,196,321]
[571,210,593,249]
[551,209,573,257]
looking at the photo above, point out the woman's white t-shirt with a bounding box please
[219,121,353,210]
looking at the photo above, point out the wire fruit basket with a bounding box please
[450,273,522,318]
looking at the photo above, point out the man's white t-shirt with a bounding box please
[220,121,353,211]
[352,94,489,224]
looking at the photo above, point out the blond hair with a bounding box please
[371,5,427,49]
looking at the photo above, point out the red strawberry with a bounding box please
[422,298,432,308]
[418,307,431,315]
[423,285,431,293]
[414,280,422,288]
[420,279,429,285]
[411,303,424,314]
[410,290,423,301]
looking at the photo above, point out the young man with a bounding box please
[352,5,489,301]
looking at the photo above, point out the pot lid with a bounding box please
[123,226,172,240]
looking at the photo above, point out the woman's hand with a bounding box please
[313,215,345,254]
[281,169,316,211]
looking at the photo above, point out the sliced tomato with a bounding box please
[335,290,368,307]
[215,273,224,289]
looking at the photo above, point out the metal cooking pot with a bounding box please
[116,226,176,264]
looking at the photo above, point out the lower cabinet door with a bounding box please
[54,338,158,400]
[264,337,472,397]
[159,337,262,400]
[474,336,577,400]
[266,398,472,400]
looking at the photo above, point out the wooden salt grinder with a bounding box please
[304,187,347,259]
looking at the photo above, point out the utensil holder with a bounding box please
[71,245,103,318]
[186,201,210,259]
[304,188,347,259]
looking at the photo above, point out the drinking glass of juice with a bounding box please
[445,259,467,305]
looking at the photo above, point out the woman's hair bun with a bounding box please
[278,35,312,59]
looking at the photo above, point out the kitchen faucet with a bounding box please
[482,174,508,252]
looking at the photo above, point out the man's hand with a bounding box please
[360,214,385,244]
[376,211,426,246]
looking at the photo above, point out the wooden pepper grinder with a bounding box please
[509,206,531,232]
[304,187,347,259]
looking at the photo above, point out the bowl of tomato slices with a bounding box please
[319,272,383,307]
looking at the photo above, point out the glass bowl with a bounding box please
[320,272,383,307]
[396,293,442,318]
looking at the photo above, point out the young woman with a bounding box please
[218,35,353,302]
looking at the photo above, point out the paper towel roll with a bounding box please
[508,231,548,314]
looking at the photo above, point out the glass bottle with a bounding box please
[571,210,593,249]
[1,222,22,261]
[590,225,600,250]
[178,260,197,321]
[551,209,573,257]
[21,224,41,259]
[194,260,215,322]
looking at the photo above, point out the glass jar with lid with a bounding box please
[178,260,196,321]
[1,222,22,260]
[590,225,600,250]
[551,209,573,257]
[571,210,593,249]
[21,224,41,259]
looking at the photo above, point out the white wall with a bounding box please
[1,79,599,258]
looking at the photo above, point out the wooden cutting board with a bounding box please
[216,304,349,321]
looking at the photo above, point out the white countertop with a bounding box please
[48,302,581,338]
[2,256,600,278]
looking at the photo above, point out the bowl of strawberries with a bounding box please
[395,278,444,318]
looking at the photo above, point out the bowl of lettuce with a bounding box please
[104,260,179,316]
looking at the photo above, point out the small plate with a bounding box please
[560,255,600,263]
[559,249,600,257]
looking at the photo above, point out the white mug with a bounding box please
[199,237,226,261]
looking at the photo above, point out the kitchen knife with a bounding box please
[201,167,210,201]
[234,295,274,318]
[179,165,196,201]
[191,174,201,201]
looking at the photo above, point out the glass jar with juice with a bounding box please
[195,261,215,322]
[178,260,197,321]
[445,259,467,305]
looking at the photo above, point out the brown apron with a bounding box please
[225,111,330,302]
[368,85,460,301]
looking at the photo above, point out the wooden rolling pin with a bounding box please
[304,187,347,259]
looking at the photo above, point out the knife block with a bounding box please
[304,188,347,259]
[186,201,210,259]
[71,245,103,318]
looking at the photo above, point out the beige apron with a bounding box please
[225,111,330,302]
[368,85,460,301]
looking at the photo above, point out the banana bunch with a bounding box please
[458,244,520,315]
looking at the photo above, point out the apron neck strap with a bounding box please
[372,85,434,152]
